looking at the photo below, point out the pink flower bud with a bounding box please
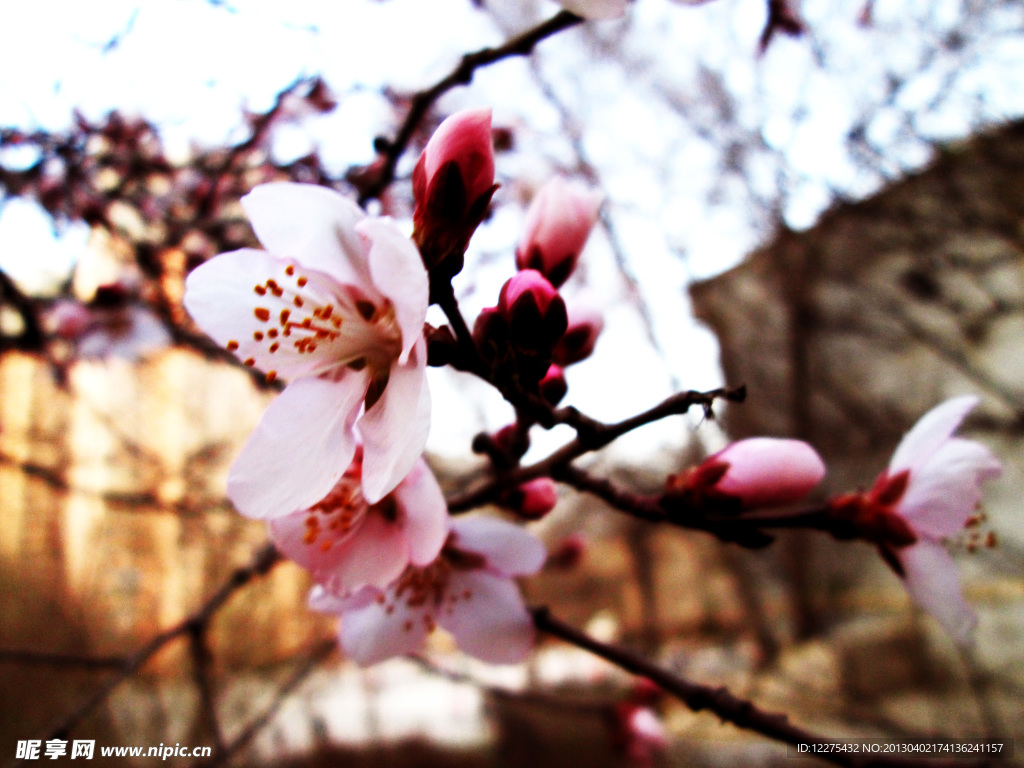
[498,270,567,352]
[552,298,604,366]
[412,109,497,279]
[539,364,567,405]
[667,438,825,512]
[503,477,559,520]
[516,177,602,287]
[708,438,825,509]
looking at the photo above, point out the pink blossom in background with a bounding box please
[557,0,628,20]
[184,182,431,516]
[670,437,826,511]
[552,296,605,366]
[269,454,448,597]
[516,176,602,287]
[44,287,171,362]
[615,704,670,766]
[311,517,547,665]
[834,395,1002,645]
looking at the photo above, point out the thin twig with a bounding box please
[532,607,991,768]
[16,542,281,754]
[357,10,584,204]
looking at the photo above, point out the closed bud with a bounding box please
[666,438,825,512]
[412,109,498,284]
[539,364,568,405]
[498,270,567,352]
[502,477,559,520]
[516,176,602,287]
[552,298,604,366]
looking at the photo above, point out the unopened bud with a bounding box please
[502,477,558,520]
[498,270,567,352]
[412,109,498,283]
[539,364,568,405]
[515,176,602,288]
[552,298,604,366]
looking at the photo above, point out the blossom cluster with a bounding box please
[184,105,1002,672]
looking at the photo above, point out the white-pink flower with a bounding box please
[310,517,546,665]
[845,395,1002,645]
[184,182,430,516]
[269,453,448,596]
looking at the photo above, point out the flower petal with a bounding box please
[357,217,429,363]
[898,438,1002,538]
[269,505,410,595]
[359,337,431,503]
[899,540,978,646]
[242,183,374,288]
[392,459,450,566]
[450,517,547,577]
[228,374,366,519]
[184,248,358,381]
[339,585,430,665]
[889,395,979,475]
[439,570,535,664]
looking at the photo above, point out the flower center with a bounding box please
[227,261,404,383]
[382,537,486,635]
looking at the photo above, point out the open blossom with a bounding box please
[184,183,430,516]
[269,453,448,596]
[311,517,546,665]
[828,396,1001,645]
[666,438,826,512]
[515,176,602,288]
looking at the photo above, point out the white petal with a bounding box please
[899,438,1002,538]
[439,571,535,664]
[450,517,547,577]
[242,183,374,288]
[357,217,429,363]
[228,374,366,519]
[339,587,430,665]
[392,459,450,566]
[184,248,359,381]
[359,338,431,503]
[889,395,979,474]
[899,540,977,646]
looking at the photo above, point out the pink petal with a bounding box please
[228,374,366,519]
[358,337,431,503]
[714,438,826,508]
[357,217,429,364]
[449,517,547,577]
[309,583,375,614]
[184,248,362,381]
[339,586,431,665]
[422,109,494,204]
[392,459,450,566]
[242,183,373,288]
[899,540,978,646]
[439,570,535,664]
[889,395,979,475]
[269,506,410,595]
[898,437,1002,538]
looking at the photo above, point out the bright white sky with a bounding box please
[1,0,1022,459]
